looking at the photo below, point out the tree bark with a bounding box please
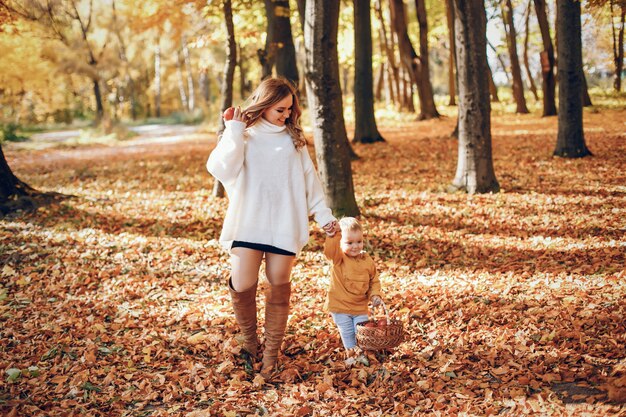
[534,0,557,116]
[451,0,499,194]
[554,0,591,158]
[523,0,539,101]
[446,0,456,105]
[304,0,359,216]
[261,0,299,86]
[501,0,530,113]
[213,0,238,198]
[353,0,384,144]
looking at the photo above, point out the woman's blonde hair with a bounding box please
[242,77,306,148]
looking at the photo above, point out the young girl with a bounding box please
[207,77,336,378]
[324,217,383,360]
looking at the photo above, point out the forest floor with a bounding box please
[1,108,625,416]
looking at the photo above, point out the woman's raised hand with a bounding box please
[223,106,245,122]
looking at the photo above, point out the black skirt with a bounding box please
[231,240,295,256]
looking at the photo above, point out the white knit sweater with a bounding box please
[207,118,336,255]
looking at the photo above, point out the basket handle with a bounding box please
[369,299,391,325]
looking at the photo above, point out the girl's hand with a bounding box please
[223,106,245,122]
[370,295,383,307]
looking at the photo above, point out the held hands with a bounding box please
[323,220,339,237]
[370,295,383,307]
[223,106,246,123]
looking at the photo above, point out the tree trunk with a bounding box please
[213,0,238,198]
[554,0,591,158]
[488,39,512,83]
[487,62,500,102]
[534,0,557,116]
[182,35,195,112]
[523,0,539,101]
[353,0,384,144]
[414,0,440,118]
[446,0,456,105]
[200,68,211,103]
[374,0,400,107]
[581,71,592,106]
[261,0,299,86]
[501,0,530,113]
[375,61,385,101]
[93,78,104,122]
[154,41,161,118]
[451,0,499,194]
[304,0,359,217]
[0,143,38,214]
[612,2,625,92]
[176,52,189,111]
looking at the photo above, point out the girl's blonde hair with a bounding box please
[339,217,362,233]
[242,77,306,148]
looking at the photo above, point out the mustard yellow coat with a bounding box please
[323,234,381,315]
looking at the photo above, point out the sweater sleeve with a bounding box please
[323,232,343,264]
[366,257,381,299]
[206,120,246,190]
[300,147,336,227]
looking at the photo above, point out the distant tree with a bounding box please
[610,0,625,91]
[501,0,530,113]
[445,0,456,105]
[353,0,384,144]
[6,0,111,123]
[414,0,440,118]
[450,0,500,194]
[609,0,625,91]
[260,0,299,86]
[522,0,539,101]
[389,0,439,119]
[213,0,237,198]
[554,0,591,157]
[304,0,359,216]
[534,0,557,116]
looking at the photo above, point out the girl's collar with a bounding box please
[251,117,287,134]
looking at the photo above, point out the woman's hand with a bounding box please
[223,106,246,122]
[323,220,338,237]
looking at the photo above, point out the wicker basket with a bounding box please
[356,301,406,351]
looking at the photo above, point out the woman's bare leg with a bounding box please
[264,252,295,286]
[230,247,264,291]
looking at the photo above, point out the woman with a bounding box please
[207,77,336,378]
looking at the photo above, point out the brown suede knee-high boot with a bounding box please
[229,279,259,357]
[261,282,291,378]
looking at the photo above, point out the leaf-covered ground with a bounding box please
[1,109,625,416]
